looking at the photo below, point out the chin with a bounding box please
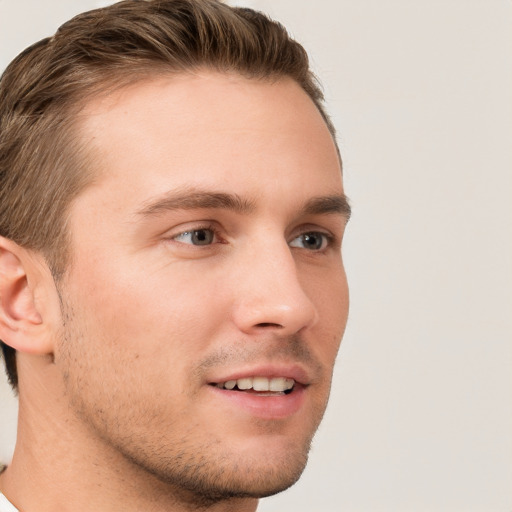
[132,437,311,506]
[161,453,309,506]
[223,453,309,499]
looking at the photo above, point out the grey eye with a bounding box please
[290,232,328,251]
[174,228,215,245]
[191,229,214,245]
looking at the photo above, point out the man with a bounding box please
[0,1,350,510]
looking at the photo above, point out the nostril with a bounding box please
[255,322,283,328]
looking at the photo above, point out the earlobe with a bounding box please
[0,237,52,355]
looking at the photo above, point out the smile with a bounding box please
[212,376,295,394]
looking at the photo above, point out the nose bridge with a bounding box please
[231,230,318,335]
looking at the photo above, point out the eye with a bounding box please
[173,228,216,246]
[289,232,330,251]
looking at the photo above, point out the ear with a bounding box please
[0,236,55,355]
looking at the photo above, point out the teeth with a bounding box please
[217,377,295,392]
[253,377,269,391]
[237,378,253,390]
[269,377,287,392]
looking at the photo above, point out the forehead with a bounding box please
[75,71,343,215]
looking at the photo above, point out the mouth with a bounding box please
[205,366,311,419]
[209,376,296,396]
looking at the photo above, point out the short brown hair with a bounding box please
[0,0,336,390]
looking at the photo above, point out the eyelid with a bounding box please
[164,222,224,246]
[161,220,342,251]
[289,231,332,250]
[289,222,335,239]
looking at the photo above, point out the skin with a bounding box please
[0,71,349,512]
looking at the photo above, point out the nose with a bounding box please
[231,237,318,336]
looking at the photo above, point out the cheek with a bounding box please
[304,263,349,359]
[62,256,228,369]
[304,260,349,317]
[56,277,212,413]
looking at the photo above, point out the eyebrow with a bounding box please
[136,188,351,221]
[137,190,256,216]
[302,195,351,221]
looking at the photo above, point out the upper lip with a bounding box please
[207,364,312,386]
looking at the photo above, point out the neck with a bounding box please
[0,369,258,512]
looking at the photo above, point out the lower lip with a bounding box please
[207,385,306,420]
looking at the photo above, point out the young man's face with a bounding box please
[55,72,349,501]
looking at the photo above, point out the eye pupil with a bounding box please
[303,233,322,250]
[191,229,214,245]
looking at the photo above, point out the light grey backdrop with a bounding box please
[1,1,511,511]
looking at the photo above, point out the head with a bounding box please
[0,0,349,505]
[0,0,338,391]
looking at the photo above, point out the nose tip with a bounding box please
[246,301,318,335]
[234,296,318,336]
[231,252,319,336]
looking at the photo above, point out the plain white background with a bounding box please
[1,1,511,511]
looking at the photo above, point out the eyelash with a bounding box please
[290,231,334,252]
[170,223,224,246]
[169,223,336,253]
